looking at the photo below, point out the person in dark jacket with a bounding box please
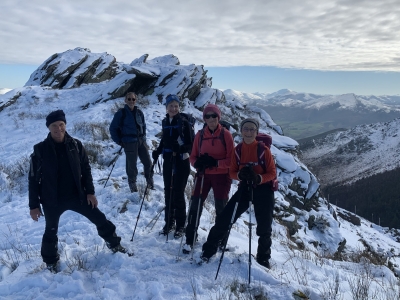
[182,104,235,254]
[152,94,192,238]
[109,92,153,192]
[29,110,126,273]
[200,118,276,269]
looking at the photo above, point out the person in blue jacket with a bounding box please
[109,92,153,192]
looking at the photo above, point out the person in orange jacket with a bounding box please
[182,104,235,254]
[200,118,276,268]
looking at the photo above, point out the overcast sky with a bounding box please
[1,0,400,94]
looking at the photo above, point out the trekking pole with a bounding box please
[215,188,242,280]
[103,146,123,188]
[166,152,176,242]
[190,171,205,261]
[176,174,198,261]
[145,206,165,231]
[248,180,253,285]
[130,160,156,242]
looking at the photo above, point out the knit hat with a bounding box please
[203,104,221,121]
[240,118,259,132]
[165,94,180,106]
[46,110,66,127]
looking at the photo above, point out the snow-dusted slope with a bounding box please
[0,49,400,299]
[299,118,400,185]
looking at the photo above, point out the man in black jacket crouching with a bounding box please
[28,110,127,272]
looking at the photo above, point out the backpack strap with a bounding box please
[256,142,267,173]
[198,127,226,154]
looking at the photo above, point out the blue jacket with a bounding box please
[109,105,146,144]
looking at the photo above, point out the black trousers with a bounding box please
[202,183,275,260]
[41,200,121,264]
[162,154,190,229]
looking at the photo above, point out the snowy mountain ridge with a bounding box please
[299,117,400,186]
[232,88,400,113]
[0,48,400,299]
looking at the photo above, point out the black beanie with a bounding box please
[46,110,66,127]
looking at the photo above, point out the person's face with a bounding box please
[241,122,257,144]
[166,101,180,117]
[49,121,66,143]
[125,94,137,110]
[204,112,219,130]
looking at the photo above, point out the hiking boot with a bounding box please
[182,244,192,254]
[256,254,270,269]
[160,222,176,235]
[129,181,138,193]
[110,244,128,254]
[174,227,185,239]
[46,261,60,273]
[199,251,211,264]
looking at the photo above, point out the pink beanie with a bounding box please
[203,104,221,121]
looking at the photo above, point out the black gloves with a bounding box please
[194,153,218,171]
[152,150,160,161]
[203,155,218,168]
[194,156,207,170]
[238,166,260,183]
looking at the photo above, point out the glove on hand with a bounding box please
[204,155,218,168]
[194,156,207,170]
[152,150,160,161]
[238,166,258,183]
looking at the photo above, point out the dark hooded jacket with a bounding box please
[28,132,94,209]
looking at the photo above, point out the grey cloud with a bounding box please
[1,0,400,71]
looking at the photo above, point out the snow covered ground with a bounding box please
[1,61,400,299]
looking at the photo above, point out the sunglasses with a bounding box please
[126,98,136,101]
[204,114,218,119]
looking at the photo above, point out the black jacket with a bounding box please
[28,132,94,209]
[156,113,192,157]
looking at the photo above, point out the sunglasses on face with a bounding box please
[204,114,218,119]
[242,127,257,133]
[126,98,136,102]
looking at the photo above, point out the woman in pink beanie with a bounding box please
[182,103,235,254]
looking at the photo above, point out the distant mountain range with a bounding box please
[0,88,11,95]
[224,89,400,140]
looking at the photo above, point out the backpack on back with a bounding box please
[234,133,278,191]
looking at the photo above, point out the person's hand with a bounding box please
[152,150,160,161]
[30,208,43,221]
[194,156,206,170]
[87,194,98,209]
[238,166,258,182]
[204,155,218,168]
[242,167,259,183]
